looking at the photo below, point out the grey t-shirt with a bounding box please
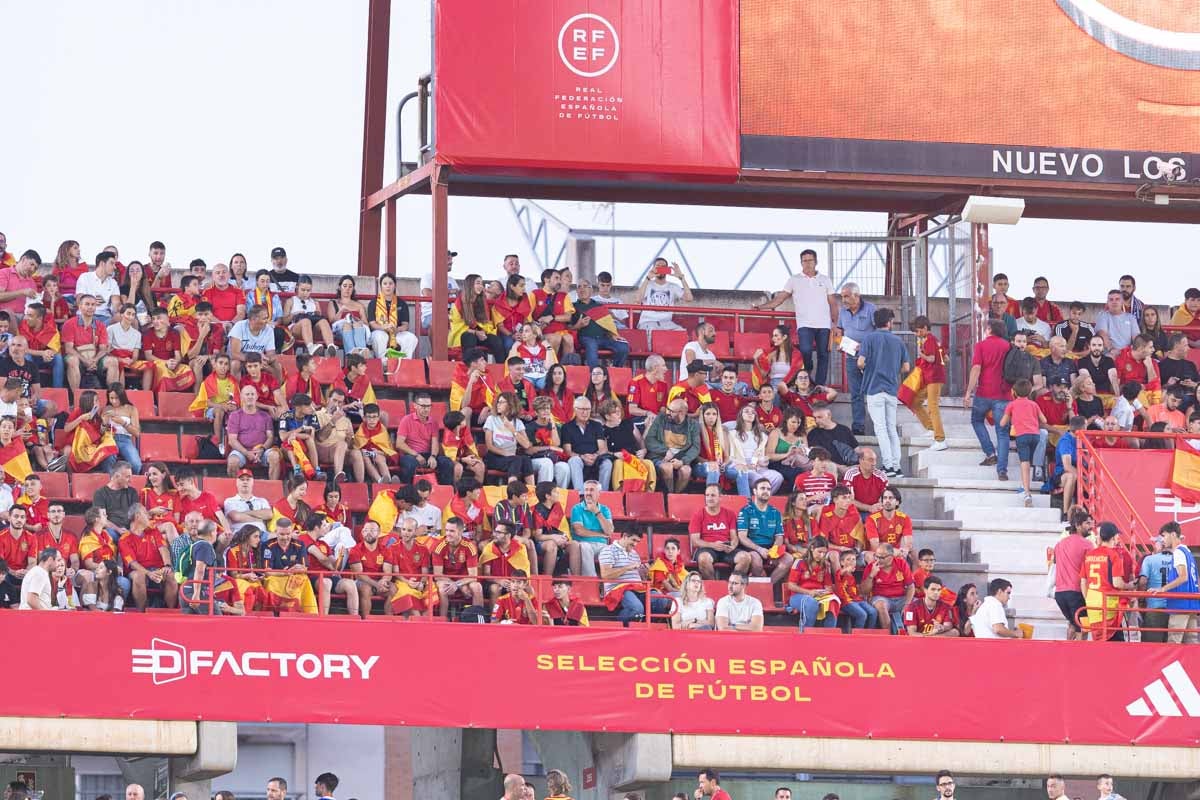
[93,485,139,529]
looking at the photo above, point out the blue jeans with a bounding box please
[846,358,865,431]
[694,461,737,486]
[568,454,613,491]
[796,327,831,387]
[787,593,838,631]
[338,323,369,353]
[970,396,1010,475]
[581,336,630,367]
[114,433,142,474]
[842,600,878,629]
[498,334,515,355]
[616,589,673,626]
[46,354,65,388]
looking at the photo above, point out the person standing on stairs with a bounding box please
[857,308,909,478]
[964,319,1013,481]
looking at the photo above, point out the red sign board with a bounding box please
[9,613,1200,746]
[433,0,739,177]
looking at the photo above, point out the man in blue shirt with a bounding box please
[735,477,793,589]
[836,283,876,435]
[1054,416,1084,514]
[1153,522,1200,644]
[857,308,910,478]
[1139,532,1175,643]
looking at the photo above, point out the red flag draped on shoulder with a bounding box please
[0,437,32,484]
[619,450,649,492]
[1171,438,1200,505]
[582,304,619,337]
[897,364,927,410]
[67,413,118,472]
[449,362,494,412]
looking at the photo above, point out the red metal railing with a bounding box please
[1091,589,1200,642]
[1076,430,1162,552]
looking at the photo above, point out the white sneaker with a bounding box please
[929,440,948,451]
[1023,493,1033,507]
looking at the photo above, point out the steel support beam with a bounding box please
[356,0,392,278]
[430,165,450,360]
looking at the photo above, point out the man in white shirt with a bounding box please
[970,578,1021,638]
[598,530,671,625]
[595,271,628,327]
[1015,298,1052,348]
[19,547,57,610]
[715,572,764,631]
[679,321,725,381]
[636,259,693,331]
[420,250,461,331]
[753,249,838,386]
[222,469,273,533]
[400,481,442,536]
[75,251,123,321]
[1094,289,1139,357]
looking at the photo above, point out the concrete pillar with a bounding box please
[528,731,600,800]
[567,236,597,285]
[594,733,672,796]
[170,722,237,800]
[409,727,501,799]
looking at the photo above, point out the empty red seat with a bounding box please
[565,365,589,395]
[71,472,110,498]
[376,398,408,424]
[365,359,386,385]
[140,433,182,462]
[41,388,68,413]
[126,390,156,419]
[608,367,632,397]
[743,315,785,334]
[730,333,765,363]
[390,358,428,390]
[38,472,70,499]
[624,492,666,522]
[486,363,506,386]
[667,493,705,522]
[651,330,689,361]
[311,357,343,385]
[621,329,650,358]
[718,494,746,515]
[428,360,455,391]
[204,477,238,500]
[157,392,196,420]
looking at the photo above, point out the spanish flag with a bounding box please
[814,593,842,622]
[367,489,403,534]
[617,450,650,492]
[441,425,479,461]
[750,351,774,391]
[345,371,377,405]
[478,538,531,574]
[1171,438,1200,505]
[582,304,620,336]
[290,439,317,479]
[354,420,396,457]
[390,577,439,614]
[603,581,647,611]
[897,364,926,410]
[0,438,32,484]
[189,373,237,417]
[263,573,318,614]
[449,362,495,413]
[150,361,196,393]
[167,292,200,338]
[648,551,687,592]
[68,418,118,472]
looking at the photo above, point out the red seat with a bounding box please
[486,363,507,386]
[651,330,689,361]
[340,482,370,512]
[71,472,110,498]
[376,398,408,425]
[275,355,299,378]
[126,390,156,419]
[365,359,386,385]
[129,474,147,492]
[428,401,449,426]
[672,314,702,333]
[730,333,765,363]
[428,360,455,391]
[745,579,776,608]
[390,358,428,390]
[429,484,453,509]
[157,392,196,420]
[565,365,589,395]
[743,315,785,334]
[599,491,629,519]
[608,367,632,397]
[706,315,738,333]
[41,388,68,413]
[38,472,70,500]
[53,428,71,450]
[621,329,650,358]
[767,496,788,514]
[311,357,343,385]
[667,493,705,523]
[181,435,224,464]
[62,515,85,537]
[140,433,182,462]
[624,492,667,522]
[204,477,237,500]
[709,331,733,359]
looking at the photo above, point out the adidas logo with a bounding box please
[1125,660,1200,717]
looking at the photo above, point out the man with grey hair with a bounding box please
[561,396,612,490]
[573,279,630,367]
[628,354,669,429]
[836,282,876,435]
[569,480,613,577]
[94,461,139,529]
[121,503,179,609]
[645,398,700,493]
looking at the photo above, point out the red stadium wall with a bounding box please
[433,0,740,177]
[12,612,1200,747]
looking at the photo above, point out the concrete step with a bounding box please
[967,542,1057,572]
[951,506,1062,526]
[902,421,981,439]
[913,448,1018,471]
[923,464,1047,482]
[937,489,1052,510]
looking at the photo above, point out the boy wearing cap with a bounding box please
[268,247,299,293]
[667,360,713,414]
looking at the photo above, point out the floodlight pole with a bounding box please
[357,0,392,278]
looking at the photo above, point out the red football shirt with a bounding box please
[833,572,863,604]
[60,316,109,350]
[867,557,913,598]
[816,510,863,550]
[709,389,748,424]
[866,511,911,548]
[240,372,280,403]
[972,334,1012,400]
[118,529,168,569]
[20,497,49,532]
[348,541,390,577]
[627,375,668,415]
[904,598,956,634]
[1035,394,1070,427]
[756,404,782,432]
[798,470,836,499]
[845,467,888,507]
[1113,347,1150,385]
[36,530,79,564]
[787,559,832,591]
[203,284,245,322]
[689,506,739,545]
[142,329,182,361]
[176,491,222,524]
[917,332,946,384]
[492,593,541,624]
[431,539,478,577]
[389,539,431,579]
[0,530,36,569]
[298,534,334,573]
[1083,545,1126,593]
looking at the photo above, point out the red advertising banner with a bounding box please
[1086,448,1200,540]
[9,612,1200,746]
[433,0,739,177]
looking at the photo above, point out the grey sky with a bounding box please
[5,1,1196,306]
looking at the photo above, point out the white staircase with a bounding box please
[835,396,1070,640]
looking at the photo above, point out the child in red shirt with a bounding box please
[1000,378,1047,508]
[833,549,878,629]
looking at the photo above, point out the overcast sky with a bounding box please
[5,1,1198,304]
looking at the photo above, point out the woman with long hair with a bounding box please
[120,260,157,312]
[270,473,312,532]
[493,273,532,355]
[1141,306,1168,358]
[695,402,732,488]
[62,391,119,474]
[103,383,142,474]
[483,391,536,487]
[752,324,805,394]
[584,365,617,409]
[765,407,810,489]
[600,398,654,491]
[92,559,125,612]
[285,275,336,356]
[326,275,370,357]
[314,484,350,528]
[728,404,783,496]
[670,571,715,630]
[540,363,575,424]
[52,239,87,297]
[784,535,837,631]
[229,253,254,290]
[140,462,178,526]
[509,322,558,390]
[956,583,980,637]
[450,273,505,361]
[246,269,284,322]
[781,489,810,556]
[779,369,838,423]
[366,272,419,359]
[544,768,575,800]
[224,524,267,611]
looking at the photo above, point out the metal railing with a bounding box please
[1090,589,1200,642]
